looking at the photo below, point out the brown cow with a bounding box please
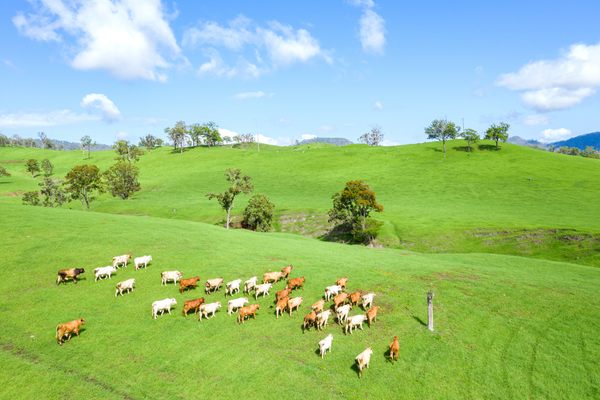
[349,291,362,306]
[281,265,293,279]
[366,306,380,326]
[302,311,317,332]
[179,276,200,294]
[287,277,305,291]
[336,277,348,289]
[56,318,85,345]
[275,287,292,303]
[182,298,205,317]
[56,268,85,285]
[333,292,349,309]
[238,304,260,324]
[275,296,289,319]
[389,336,400,361]
[311,299,325,314]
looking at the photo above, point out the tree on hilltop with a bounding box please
[485,122,510,150]
[460,128,480,152]
[165,121,188,153]
[358,126,384,146]
[425,119,460,155]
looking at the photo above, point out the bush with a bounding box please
[22,191,40,206]
[243,194,275,232]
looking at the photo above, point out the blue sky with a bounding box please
[1,0,600,145]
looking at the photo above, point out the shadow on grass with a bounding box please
[478,144,500,151]
[412,315,427,327]
[350,362,362,378]
[452,146,475,152]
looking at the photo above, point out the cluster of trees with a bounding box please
[164,121,225,153]
[425,119,510,153]
[552,146,600,159]
[0,132,56,149]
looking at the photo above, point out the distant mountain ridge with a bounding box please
[552,132,600,150]
[508,136,548,149]
[297,137,353,146]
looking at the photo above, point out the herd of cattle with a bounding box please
[55,254,399,378]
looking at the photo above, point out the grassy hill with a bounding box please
[1,141,599,266]
[1,203,599,399]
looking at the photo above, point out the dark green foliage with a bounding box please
[103,161,141,200]
[0,166,10,177]
[21,191,40,206]
[41,159,53,176]
[207,168,253,229]
[425,119,460,154]
[25,159,40,177]
[39,177,67,207]
[485,122,510,149]
[243,194,275,232]
[199,121,222,147]
[139,134,164,150]
[113,140,143,163]
[460,128,480,152]
[64,164,103,209]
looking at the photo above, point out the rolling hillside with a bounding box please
[1,140,599,266]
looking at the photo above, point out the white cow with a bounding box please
[336,304,352,324]
[344,314,367,335]
[152,298,177,319]
[225,279,241,296]
[112,254,131,268]
[254,283,272,299]
[361,293,376,309]
[205,278,224,294]
[227,297,249,315]
[243,276,257,293]
[324,285,342,301]
[161,271,182,285]
[355,347,373,378]
[316,310,331,330]
[318,334,333,358]
[94,266,117,281]
[115,278,135,297]
[134,255,152,270]
[199,302,221,321]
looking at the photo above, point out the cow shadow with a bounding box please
[350,362,361,378]
[382,348,394,364]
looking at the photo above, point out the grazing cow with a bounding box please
[227,297,249,315]
[287,296,303,316]
[205,278,224,294]
[361,293,375,309]
[281,265,293,279]
[225,279,242,296]
[94,266,117,281]
[366,306,380,326]
[262,271,283,284]
[389,336,400,362]
[161,271,182,285]
[275,287,292,303]
[355,347,373,378]
[287,277,305,291]
[56,318,85,345]
[199,302,221,321]
[318,334,333,358]
[344,314,367,335]
[56,268,85,285]
[179,276,201,294]
[349,291,362,306]
[316,310,331,330]
[112,254,131,268]
[151,298,177,319]
[333,292,349,309]
[324,285,342,301]
[275,296,289,319]
[134,255,152,270]
[115,278,135,297]
[244,276,257,293]
[311,299,325,314]
[336,304,352,324]
[336,277,348,289]
[182,298,205,317]
[237,304,260,324]
[303,311,317,331]
[254,283,272,299]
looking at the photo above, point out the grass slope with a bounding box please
[1,204,599,399]
[1,141,599,267]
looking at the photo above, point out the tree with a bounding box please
[64,164,103,209]
[22,191,40,206]
[25,159,40,177]
[139,134,163,150]
[80,135,95,159]
[41,159,53,176]
[0,166,10,178]
[103,161,141,200]
[243,194,275,232]
[201,121,222,147]
[164,121,188,153]
[207,169,253,229]
[113,140,143,163]
[425,119,460,154]
[188,124,204,147]
[328,180,384,244]
[38,131,54,149]
[358,126,384,146]
[234,133,255,144]
[460,128,479,152]
[485,122,510,150]
[0,134,10,147]
[39,177,67,207]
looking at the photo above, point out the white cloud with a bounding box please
[381,139,399,146]
[233,91,272,100]
[0,109,96,128]
[81,93,121,122]
[197,49,263,78]
[13,0,181,81]
[260,22,323,66]
[116,131,128,140]
[523,114,550,126]
[359,9,385,55]
[348,0,375,7]
[539,128,574,143]
[497,42,600,111]
[218,128,239,139]
[373,100,384,110]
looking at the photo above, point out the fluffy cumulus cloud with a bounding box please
[81,93,121,122]
[539,128,574,143]
[349,0,385,55]
[13,0,181,81]
[497,42,600,111]
[0,109,96,128]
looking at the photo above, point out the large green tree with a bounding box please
[200,121,222,147]
[425,119,460,154]
[207,169,253,229]
[64,164,103,209]
[460,128,480,152]
[113,140,143,163]
[485,122,510,149]
[25,159,40,177]
[103,161,141,200]
[243,194,275,232]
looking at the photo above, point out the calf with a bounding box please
[205,278,224,294]
[263,271,283,284]
[389,336,400,362]
[311,299,325,314]
[366,306,380,326]
[56,268,85,285]
[275,296,289,319]
[349,291,362,306]
[336,304,352,324]
[344,314,367,335]
[303,311,317,332]
[94,266,117,281]
[287,277,305,291]
[287,296,303,316]
[151,298,177,319]
[318,334,333,358]
[56,318,85,345]
[355,347,373,378]
[134,255,152,270]
[179,276,201,294]
[237,304,260,324]
[316,310,331,330]
[254,283,272,299]
[227,297,249,315]
[361,293,375,309]
[115,278,135,297]
[112,254,131,268]
[161,271,182,285]
[336,277,348,289]
[199,302,221,320]
[333,292,349,309]
[324,285,342,301]
[243,276,257,293]
[182,298,205,317]
[281,265,293,279]
[225,279,242,297]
